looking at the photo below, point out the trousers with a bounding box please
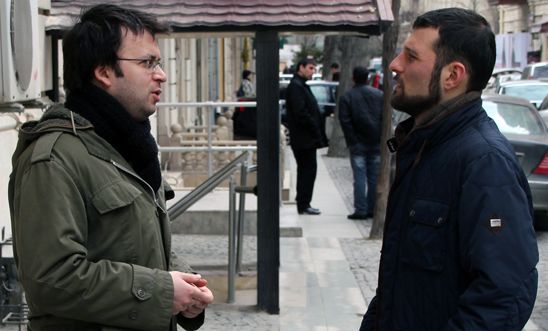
[350,149,380,214]
[291,147,317,211]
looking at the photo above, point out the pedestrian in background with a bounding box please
[361,7,538,331]
[338,66,383,220]
[236,69,255,98]
[330,62,340,81]
[8,4,213,331]
[286,57,329,215]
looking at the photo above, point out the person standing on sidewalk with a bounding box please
[286,57,329,215]
[360,8,538,331]
[236,69,255,98]
[8,4,213,331]
[339,66,383,220]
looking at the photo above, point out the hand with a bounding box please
[170,272,214,316]
[180,285,214,319]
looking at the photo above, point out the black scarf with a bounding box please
[65,85,161,192]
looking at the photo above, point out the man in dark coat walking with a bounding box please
[339,66,383,220]
[286,57,328,215]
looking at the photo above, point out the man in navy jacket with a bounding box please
[339,66,383,220]
[360,8,538,331]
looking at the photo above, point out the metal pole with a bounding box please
[207,107,214,177]
[255,30,280,314]
[236,161,248,273]
[227,175,237,303]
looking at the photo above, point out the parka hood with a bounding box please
[12,104,94,164]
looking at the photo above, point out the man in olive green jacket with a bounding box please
[8,4,213,331]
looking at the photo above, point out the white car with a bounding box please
[495,79,548,109]
[521,61,548,80]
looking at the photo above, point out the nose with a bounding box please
[153,67,167,82]
[389,53,403,74]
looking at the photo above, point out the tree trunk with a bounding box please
[322,36,341,79]
[370,0,400,239]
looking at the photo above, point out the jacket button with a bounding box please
[136,288,146,298]
[129,310,138,320]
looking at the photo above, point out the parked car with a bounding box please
[540,109,548,128]
[486,67,522,90]
[279,73,321,82]
[234,80,338,141]
[483,94,548,228]
[539,95,548,126]
[391,95,548,229]
[279,80,338,125]
[495,79,548,109]
[521,61,548,80]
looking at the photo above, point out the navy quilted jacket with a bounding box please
[361,94,538,331]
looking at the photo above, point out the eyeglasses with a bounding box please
[117,56,164,72]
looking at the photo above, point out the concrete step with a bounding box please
[172,234,257,270]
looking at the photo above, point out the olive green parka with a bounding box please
[8,105,203,331]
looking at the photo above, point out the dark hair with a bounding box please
[296,57,316,70]
[413,8,495,92]
[242,69,252,79]
[352,66,369,84]
[62,4,168,94]
[330,62,340,69]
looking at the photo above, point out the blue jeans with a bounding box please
[350,149,380,215]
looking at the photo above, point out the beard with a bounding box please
[390,66,442,117]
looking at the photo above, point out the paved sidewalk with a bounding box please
[182,148,382,331]
[277,148,375,331]
[165,148,380,330]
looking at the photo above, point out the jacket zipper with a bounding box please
[111,160,170,271]
[110,160,166,214]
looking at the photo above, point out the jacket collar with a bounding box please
[18,104,131,167]
[292,73,308,85]
[394,91,483,154]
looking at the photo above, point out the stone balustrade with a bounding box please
[162,112,287,191]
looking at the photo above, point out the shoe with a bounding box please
[347,212,373,220]
[298,207,321,215]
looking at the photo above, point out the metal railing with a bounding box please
[0,236,26,330]
[167,151,257,303]
[159,101,271,302]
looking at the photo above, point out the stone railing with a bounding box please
[161,111,287,190]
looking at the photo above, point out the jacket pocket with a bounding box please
[401,199,449,272]
[92,180,142,215]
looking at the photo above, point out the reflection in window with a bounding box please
[483,101,543,135]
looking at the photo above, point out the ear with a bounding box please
[93,65,114,88]
[441,62,467,92]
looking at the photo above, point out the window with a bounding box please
[484,101,543,135]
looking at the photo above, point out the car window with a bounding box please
[521,67,531,79]
[534,65,548,78]
[483,100,544,135]
[310,85,329,103]
[501,84,548,101]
